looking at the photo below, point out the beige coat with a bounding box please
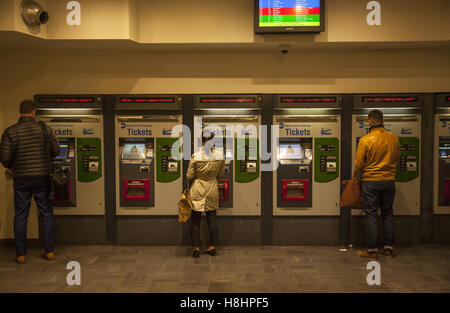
[187,148,225,212]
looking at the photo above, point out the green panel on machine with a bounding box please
[235,138,259,183]
[156,137,181,183]
[314,137,339,183]
[77,138,102,182]
[396,137,419,182]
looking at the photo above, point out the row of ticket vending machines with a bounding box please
[34,93,450,219]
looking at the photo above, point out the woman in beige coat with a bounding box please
[187,135,225,258]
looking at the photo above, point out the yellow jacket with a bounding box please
[354,126,400,181]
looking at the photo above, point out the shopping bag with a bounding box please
[340,179,363,209]
[178,189,192,223]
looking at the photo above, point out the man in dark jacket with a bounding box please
[0,100,60,264]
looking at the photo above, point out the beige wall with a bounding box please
[0,46,449,238]
[2,48,449,95]
[128,0,139,42]
[2,0,449,43]
[46,0,131,39]
[0,51,19,240]
[324,0,450,42]
[0,0,15,31]
[0,50,40,240]
[137,0,254,43]
[138,0,450,43]
[0,53,5,239]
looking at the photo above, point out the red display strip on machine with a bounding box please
[362,96,418,103]
[199,97,256,103]
[280,97,337,103]
[119,97,175,103]
[38,97,95,103]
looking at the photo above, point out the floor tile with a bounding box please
[0,244,448,293]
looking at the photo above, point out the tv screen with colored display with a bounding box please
[255,0,325,33]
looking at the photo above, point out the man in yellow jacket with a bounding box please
[353,110,400,259]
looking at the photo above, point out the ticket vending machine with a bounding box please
[434,94,450,214]
[35,95,105,215]
[194,95,261,216]
[115,95,182,215]
[273,95,341,216]
[352,95,422,215]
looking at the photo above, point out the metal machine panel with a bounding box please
[434,113,450,214]
[352,114,421,216]
[196,115,261,216]
[276,137,313,208]
[273,115,341,216]
[115,116,183,215]
[49,137,76,207]
[36,116,105,215]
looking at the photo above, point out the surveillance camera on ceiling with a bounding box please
[279,45,291,55]
[20,0,49,27]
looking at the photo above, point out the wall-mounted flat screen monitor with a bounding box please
[279,144,302,160]
[122,144,146,160]
[255,0,325,34]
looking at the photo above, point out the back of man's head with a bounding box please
[20,100,36,115]
[368,110,383,124]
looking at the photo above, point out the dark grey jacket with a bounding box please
[0,117,60,179]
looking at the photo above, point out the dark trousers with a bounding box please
[13,177,54,256]
[361,180,396,250]
[190,210,217,248]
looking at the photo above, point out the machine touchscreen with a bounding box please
[225,148,233,160]
[56,144,68,159]
[279,144,302,160]
[439,142,450,159]
[122,144,146,160]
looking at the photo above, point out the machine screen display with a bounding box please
[56,144,68,159]
[213,147,233,160]
[225,148,233,160]
[439,145,450,159]
[122,144,146,160]
[213,147,224,157]
[279,144,302,160]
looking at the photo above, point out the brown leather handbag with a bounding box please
[340,179,363,209]
[178,188,192,223]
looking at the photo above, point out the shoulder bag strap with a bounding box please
[38,121,51,163]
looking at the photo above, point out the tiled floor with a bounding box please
[0,244,449,293]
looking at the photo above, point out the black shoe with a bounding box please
[206,249,216,256]
[192,250,200,258]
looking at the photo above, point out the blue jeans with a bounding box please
[13,177,54,256]
[361,181,395,250]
